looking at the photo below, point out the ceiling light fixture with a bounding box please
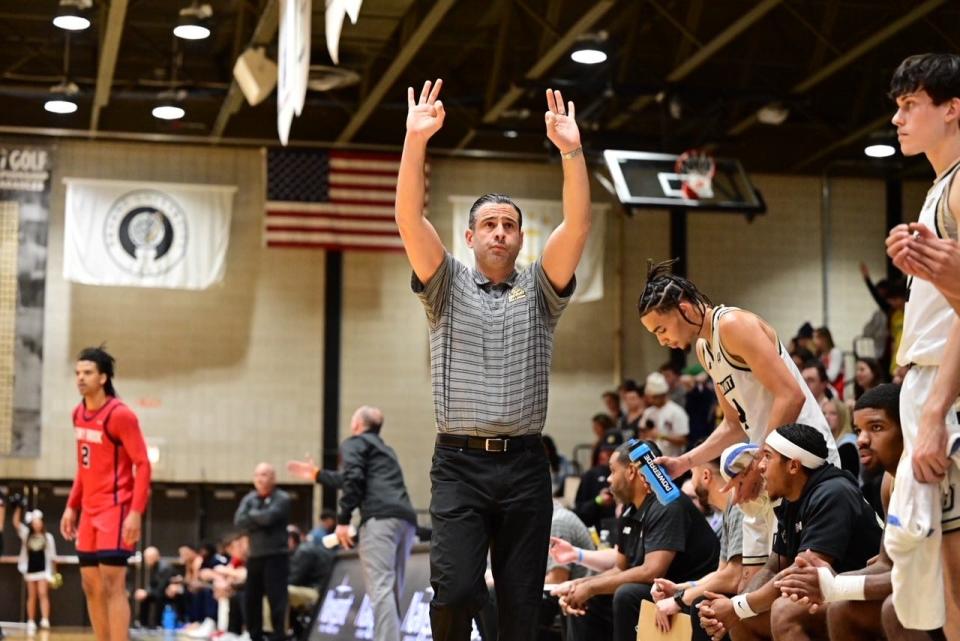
[44,81,79,114]
[864,144,895,158]
[152,104,185,120]
[53,0,92,31]
[503,129,519,139]
[174,2,213,40]
[571,31,609,65]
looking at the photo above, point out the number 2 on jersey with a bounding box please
[80,444,91,468]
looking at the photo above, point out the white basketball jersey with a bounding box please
[698,305,840,466]
[897,161,960,367]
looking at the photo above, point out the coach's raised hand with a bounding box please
[406,79,445,140]
[545,88,581,155]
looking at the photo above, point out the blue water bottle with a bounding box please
[162,604,177,631]
[627,439,681,505]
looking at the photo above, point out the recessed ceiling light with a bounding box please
[503,130,519,139]
[44,81,79,114]
[864,144,895,158]
[571,48,607,65]
[174,23,210,40]
[152,105,185,120]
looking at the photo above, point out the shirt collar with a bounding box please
[471,266,520,289]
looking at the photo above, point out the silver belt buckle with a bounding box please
[485,438,506,452]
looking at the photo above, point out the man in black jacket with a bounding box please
[235,463,291,641]
[288,406,417,641]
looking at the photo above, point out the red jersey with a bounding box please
[67,397,151,515]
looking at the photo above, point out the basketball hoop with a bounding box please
[675,149,716,200]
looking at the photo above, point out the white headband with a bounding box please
[766,430,826,469]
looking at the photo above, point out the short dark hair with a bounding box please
[468,193,523,230]
[791,347,815,363]
[319,509,336,521]
[889,53,960,105]
[774,423,829,461]
[659,361,681,376]
[592,413,615,430]
[77,345,117,397]
[622,380,642,395]
[854,383,902,429]
[638,258,712,326]
[802,360,828,382]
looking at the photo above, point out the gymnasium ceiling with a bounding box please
[1,0,958,176]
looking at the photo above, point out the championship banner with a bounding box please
[450,196,607,303]
[0,142,53,457]
[63,178,236,289]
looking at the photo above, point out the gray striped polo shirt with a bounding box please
[412,252,575,436]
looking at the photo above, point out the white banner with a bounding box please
[450,196,607,303]
[325,0,362,64]
[63,178,236,289]
[277,0,312,145]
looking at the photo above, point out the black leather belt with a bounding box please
[435,433,542,453]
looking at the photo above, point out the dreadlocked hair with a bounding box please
[637,258,712,327]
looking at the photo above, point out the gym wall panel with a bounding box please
[1,141,325,485]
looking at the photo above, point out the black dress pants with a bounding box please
[566,583,654,641]
[245,553,289,641]
[429,441,553,641]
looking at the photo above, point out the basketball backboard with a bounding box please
[603,150,765,214]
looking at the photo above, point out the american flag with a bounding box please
[264,149,426,252]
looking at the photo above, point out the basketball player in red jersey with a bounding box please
[60,347,151,641]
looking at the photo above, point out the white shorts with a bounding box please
[24,571,52,582]
[899,365,960,531]
[741,498,777,566]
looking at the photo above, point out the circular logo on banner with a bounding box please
[104,189,188,277]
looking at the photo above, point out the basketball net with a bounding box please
[675,149,716,200]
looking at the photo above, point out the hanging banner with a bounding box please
[0,142,54,457]
[62,178,236,289]
[450,196,607,303]
[277,0,312,145]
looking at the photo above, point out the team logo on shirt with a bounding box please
[718,375,736,395]
[508,287,527,302]
[74,427,103,444]
[104,189,188,277]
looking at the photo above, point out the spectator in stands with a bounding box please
[542,434,577,497]
[814,326,844,399]
[659,362,686,407]
[546,501,597,585]
[884,278,907,379]
[13,506,56,633]
[135,546,175,628]
[235,462,291,641]
[602,390,623,424]
[202,533,249,638]
[802,360,834,405]
[790,347,816,370]
[616,381,645,440]
[308,509,337,543]
[859,263,892,370]
[574,440,619,531]
[823,398,859,477]
[641,372,690,458]
[681,365,717,447]
[853,356,885,401]
[590,413,617,467]
[793,322,816,355]
[558,442,719,641]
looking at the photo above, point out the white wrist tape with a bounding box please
[731,593,758,619]
[818,567,866,602]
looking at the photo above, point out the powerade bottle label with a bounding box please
[627,439,681,505]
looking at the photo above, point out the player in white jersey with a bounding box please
[882,53,960,638]
[638,259,840,576]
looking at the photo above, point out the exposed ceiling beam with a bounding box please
[791,113,891,171]
[728,0,945,137]
[89,0,128,132]
[211,0,278,140]
[794,0,944,94]
[336,0,456,143]
[609,0,782,130]
[456,0,615,150]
